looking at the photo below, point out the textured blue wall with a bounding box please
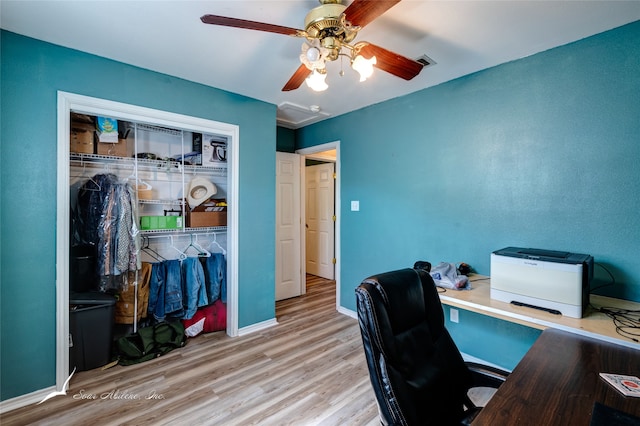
[443,306,541,371]
[298,22,640,363]
[276,126,296,153]
[0,31,276,400]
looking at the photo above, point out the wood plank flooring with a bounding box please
[1,275,380,426]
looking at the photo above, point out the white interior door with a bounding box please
[305,162,335,280]
[275,152,303,301]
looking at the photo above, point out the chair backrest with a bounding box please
[356,268,472,425]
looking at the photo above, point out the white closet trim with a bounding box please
[56,91,240,392]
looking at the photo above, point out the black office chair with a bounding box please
[355,268,509,425]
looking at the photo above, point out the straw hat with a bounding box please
[186,177,217,209]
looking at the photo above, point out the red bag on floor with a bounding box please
[182,300,226,337]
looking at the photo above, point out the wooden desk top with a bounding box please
[472,328,640,425]
[438,275,640,349]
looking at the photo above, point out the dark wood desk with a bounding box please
[473,328,640,425]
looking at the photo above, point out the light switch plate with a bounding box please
[351,200,360,211]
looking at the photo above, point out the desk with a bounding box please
[472,328,640,425]
[438,276,640,349]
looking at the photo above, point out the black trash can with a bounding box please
[69,292,116,371]
[70,245,98,292]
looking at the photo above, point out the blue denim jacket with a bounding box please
[203,253,226,303]
[148,260,184,320]
[181,257,208,319]
[163,259,183,318]
[148,262,166,320]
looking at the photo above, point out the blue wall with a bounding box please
[276,126,296,152]
[443,305,541,370]
[298,22,640,365]
[0,31,276,400]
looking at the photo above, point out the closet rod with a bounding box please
[143,229,227,239]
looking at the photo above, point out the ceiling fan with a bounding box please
[201,0,424,92]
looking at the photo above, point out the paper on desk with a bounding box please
[599,373,640,397]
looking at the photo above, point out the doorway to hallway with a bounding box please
[297,142,341,309]
[305,161,335,280]
[275,142,340,307]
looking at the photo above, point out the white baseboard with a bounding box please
[338,306,357,319]
[0,385,55,414]
[237,318,278,336]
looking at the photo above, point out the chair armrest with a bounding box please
[465,361,509,389]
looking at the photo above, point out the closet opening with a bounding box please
[57,92,239,388]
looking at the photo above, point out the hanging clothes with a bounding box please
[73,173,140,292]
[115,262,152,325]
[148,261,166,321]
[181,257,209,320]
[148,256,212,321]
[202,253,227,303]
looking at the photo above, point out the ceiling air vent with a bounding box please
[277,102,331,129]
[415,54,436,68]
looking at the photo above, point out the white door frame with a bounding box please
[56,91,240,390]
[296,141,340,310]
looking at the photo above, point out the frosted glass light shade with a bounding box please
[352,55,377,82]
[305,69,328,92]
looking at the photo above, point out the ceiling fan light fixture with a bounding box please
[306,46,321,62]
[306,69,329,92]
[304,1,347,39]
[300,41,328,71]
[351,54,377,82]
[202,0,426,92]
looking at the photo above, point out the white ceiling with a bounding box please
[2,1,639,129]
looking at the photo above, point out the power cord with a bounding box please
[590,262,616,293]
[469,277,490,282]
[590,305,640,343]
[589,263,639,342]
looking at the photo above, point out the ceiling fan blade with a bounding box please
[343,0,401,28]
[282,64,312,92]
[359,43,424,81]
[201,15,302,36]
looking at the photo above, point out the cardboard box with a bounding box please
[186,199,227,228]
[70,122,95,154]
[140,215,183,230]
[97,138,131,157]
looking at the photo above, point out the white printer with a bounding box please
[490,247,594,318]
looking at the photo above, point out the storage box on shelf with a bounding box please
[70,122,95,154]
[140,215,183,231]
[97,138,131,157]
[186,199,227,228]
[135,182,154,200]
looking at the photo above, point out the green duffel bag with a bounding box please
[116,320,186,366]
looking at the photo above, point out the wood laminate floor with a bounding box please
[1,275,380,426]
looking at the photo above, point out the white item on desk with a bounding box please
[599,373,640,397]
[430,262,469,290]
[490,247,593,319]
